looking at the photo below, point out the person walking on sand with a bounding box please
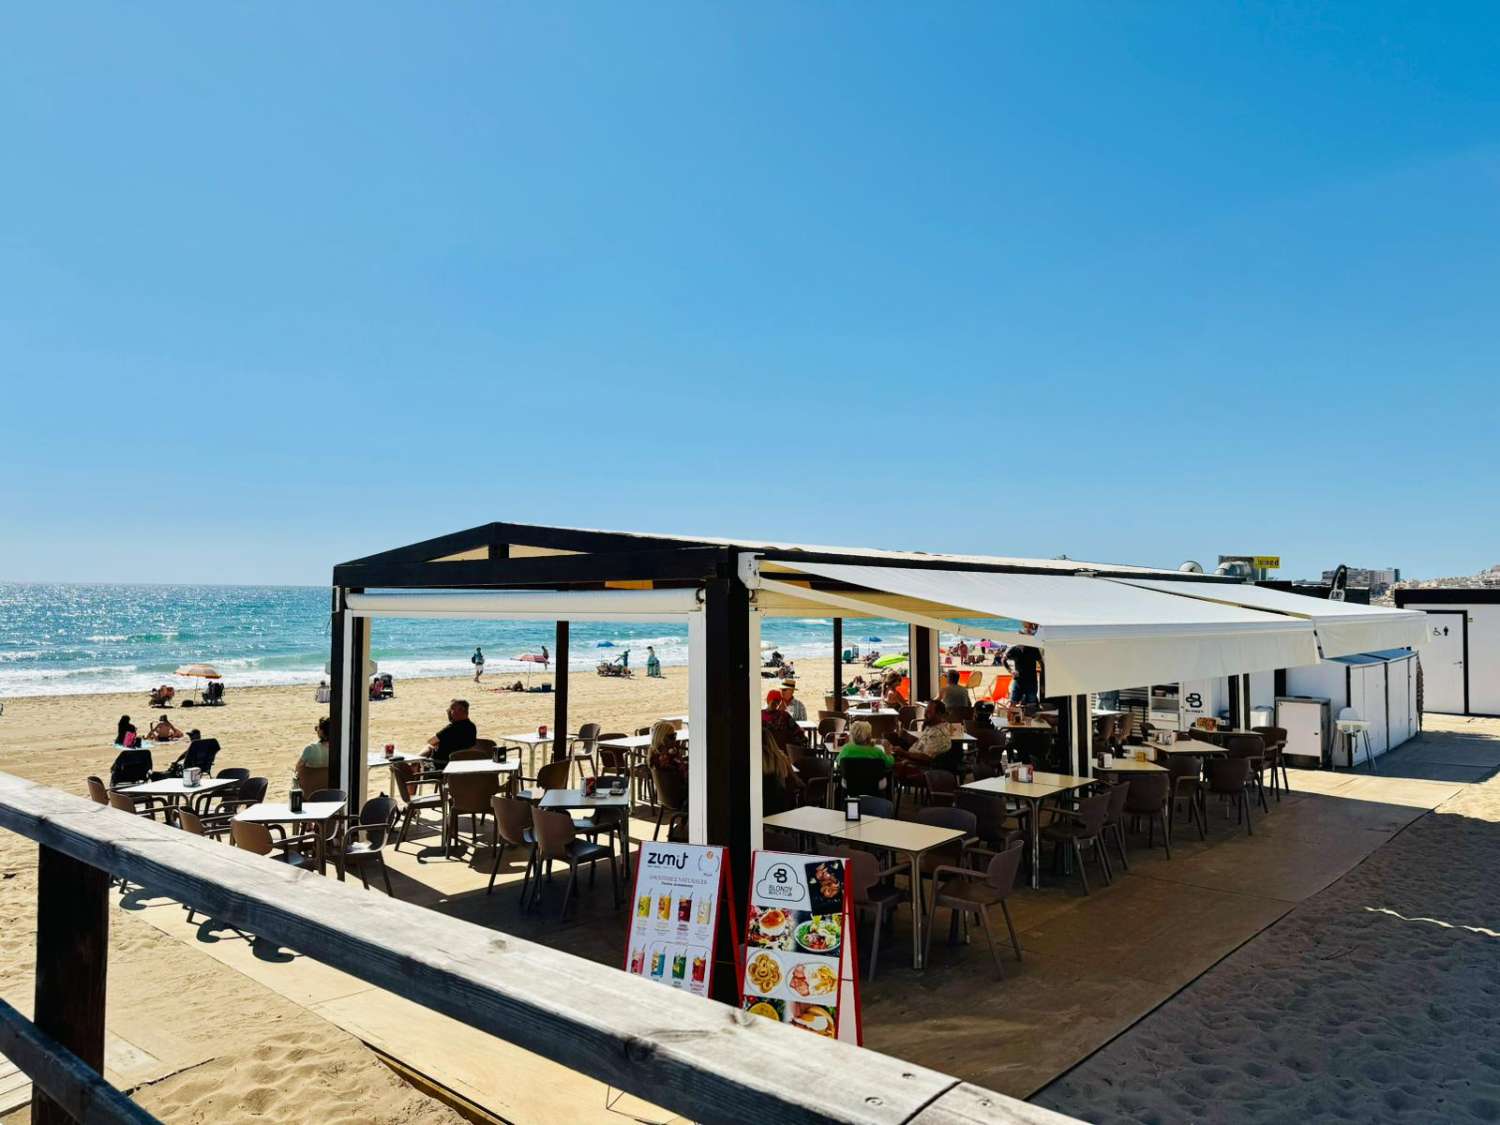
[471,646,485,683]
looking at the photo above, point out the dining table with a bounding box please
[960,771,1095,889]
[234,799,348,872]
[117,775,238,812]
[538,787,635,878]
[499,731,576,776]
[761,807,969,969]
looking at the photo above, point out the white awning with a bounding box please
[345,589,699,621]
[1102,579,1427,659]
[757,561,1320,696]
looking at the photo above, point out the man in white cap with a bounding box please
[780,679,807,722]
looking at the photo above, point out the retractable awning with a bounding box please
[750,560,1320,696]
[1101,579,1427,659]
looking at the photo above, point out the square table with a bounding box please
[962,772,1094,889]
[1156,740,1227,756]
[836,817,970,969]
[117,776,237,803]
[538,788,634,877]
[367,751,421,796]
[500,731,575,776]
[233,800,347,872]
[1095,759,1167,773]
[763,805,858,838]
[443,758,521,776]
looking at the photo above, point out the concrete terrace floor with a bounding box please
[103,717,1500,1121]
[1034,714,1500,1123]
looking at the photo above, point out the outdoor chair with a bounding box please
[336,795,401,895]
[171,807,222,923]
[956,790,1026,855]
[1122,771,1172,859]
[1206,756,1254,835]
[444,771,501,859]
[857,795,894,819]
[295,762,329,796]
[215,767,250,783]
[823,695,843,714]
[229,818,319,869]
[834,847,907,981]
[85,776,108,805]
[486,795,538,898]
[534,759,572,800]
[1252,725,1290,799]
[651,766,688,842]
[922,768,959,808]
[109,748,154,788]
[837,756,890,802]
[816,716,846,750]
[395,765,444,849]
[1040,789,1114,894]
[108,788,170,821]
[1225,733,1269,813]
[529,808,619,919]
[1100,779,1133,871]
[922,840,1025,979]
[1164,755,1206,841]
[571,722,603,785]
[914,806,977,901]
[447,747,489,762]
[797,757,834,809]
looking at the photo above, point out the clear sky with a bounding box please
[4,3,1497,586]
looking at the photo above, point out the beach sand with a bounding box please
[1033,715,1500,1124]
[0,658,854,1121]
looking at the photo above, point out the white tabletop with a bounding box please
[963,772,1093,801]
[367,751,419,767]
[598,734,659,751]
[1095,758,1167,773]
[119,776,237,797]
[538,787,630,810]
[234,800,345,824]
[763,806,861,836]
[838,818,967,855]
[444,758,520,775]
[500,731,563,747]
[658,714,690,725]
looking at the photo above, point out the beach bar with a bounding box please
[328,522,1428,897]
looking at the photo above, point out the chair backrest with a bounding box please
[1072,790,1113,834]
[798,756,833,781]
[1207,756,1251,792]
[833,847,881,904]
[955,790,1008,842]
[447,747,489,762]
[230,819,274,855]
[824,695,842,713]
[1103,778,1132,820]
[531,808,576,860]
[448,771,501,813]
[1122,771,1170,812]
[472,739,498,756]
[1165,754,1202,778]
[1226,733,1265,759]
[915,805,977,835]
[536,760,572,792]
[577,723,602,748]
[393,761,423,802]
[983,841,1025,895]
[1252,725,1288,752]
[107,791,136,814]
[857,795,894,818]
[356,795,399,848]
[295,763,329,794]
[597,732,628,744]
[491,795,534,848]
[175,807,206,835]
[837,756,889,799]
[598,746,629,772]
[652,765,689,810]
[238,776,269,805]
[182,738,220,772]
[924,768,958,800]
[216,767,250,782]
[110,749,154,787]
[309,788,346,804]
[897,705,917,728]
[817,716,846,739]
[85,776,108,804]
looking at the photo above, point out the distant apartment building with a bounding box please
[1322,566,1401,594]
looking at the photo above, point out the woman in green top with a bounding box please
[836,720,895,768]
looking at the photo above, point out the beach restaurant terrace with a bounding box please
[328,521,1427,894]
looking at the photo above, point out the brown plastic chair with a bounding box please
[395,763,443,848]
[535,759,572,793]
[445,771,501,859]
[570,722,602,784]
[651,766,688,841]
[1252,725,1290,799]
[486,796,538,897]
[923,840,1025,977]
[108,789,170,820]
[1206,756,1254,835]
[529,807,618,918]
[956,790,1026,853]
[1100,779,1133,871]
[337,795,400,894]
[230,818,318,868]
[295,763,329,796]
[1122,771,1172,858]
[834,847,907,981]
[447,747,489,762]
[1164,755,1207,841]
[914,806,976,897]
[816,715,847,750]
[85,776,109,804]
[1040,789,1113,894]
[922,768,959,808]
[1226,733,1269,813]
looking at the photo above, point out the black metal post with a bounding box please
[553,621,570,762]
[832,618,843,701]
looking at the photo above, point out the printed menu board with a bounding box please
[741,851,861,1044]
[624,842,729,998]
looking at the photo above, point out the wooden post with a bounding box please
[914,626,935,701]
[702,576,752,902]
[832,617,843,701]
[553,622,569,762]
[32,846,108,1125]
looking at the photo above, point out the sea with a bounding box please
[0,583,922,699]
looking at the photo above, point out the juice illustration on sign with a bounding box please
[650,944,667,979]
[671,949,688,983]
[657,892,672,921]
[629,947,645,974]
[696,895,713,926]
[677,893,693,923]
[636,894,651,919]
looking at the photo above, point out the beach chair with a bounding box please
[109,748,155,788]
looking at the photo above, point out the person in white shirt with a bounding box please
[780,679,807,722]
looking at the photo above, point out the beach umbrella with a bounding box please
[174,663,221,680]
[873,653,908,669]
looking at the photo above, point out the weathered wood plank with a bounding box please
[0,772,1079,1125]
[32,846,109,1125]
[0,1000,157,1125]
[908,1083,1080,1125]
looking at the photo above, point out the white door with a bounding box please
[1422,613,1467,714]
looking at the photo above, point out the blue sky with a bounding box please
[3,3,1497,585]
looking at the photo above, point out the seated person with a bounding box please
[780,679,807,722]
[760,690,807,750]
[422,699,477,769]
[148,684,175,707]
[894,700,962,773]
[369,677,383,701]
[147,713,184,742]
[649,720,688,779]
[298,717,331,771]
[836,720,895,769]
[882,674,906,711]
[940,669,972,715]
[760,730,804,816]
[115,714,137,747]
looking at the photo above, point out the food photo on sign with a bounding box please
[741,851,860,1042]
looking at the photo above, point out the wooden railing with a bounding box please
[0,772,1079,1125]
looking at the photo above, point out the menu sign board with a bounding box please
[741,851,861,1044]
[624,842,729,998]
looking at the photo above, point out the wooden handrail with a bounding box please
[0,999,157,1124]
[0,772,1078,1125]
